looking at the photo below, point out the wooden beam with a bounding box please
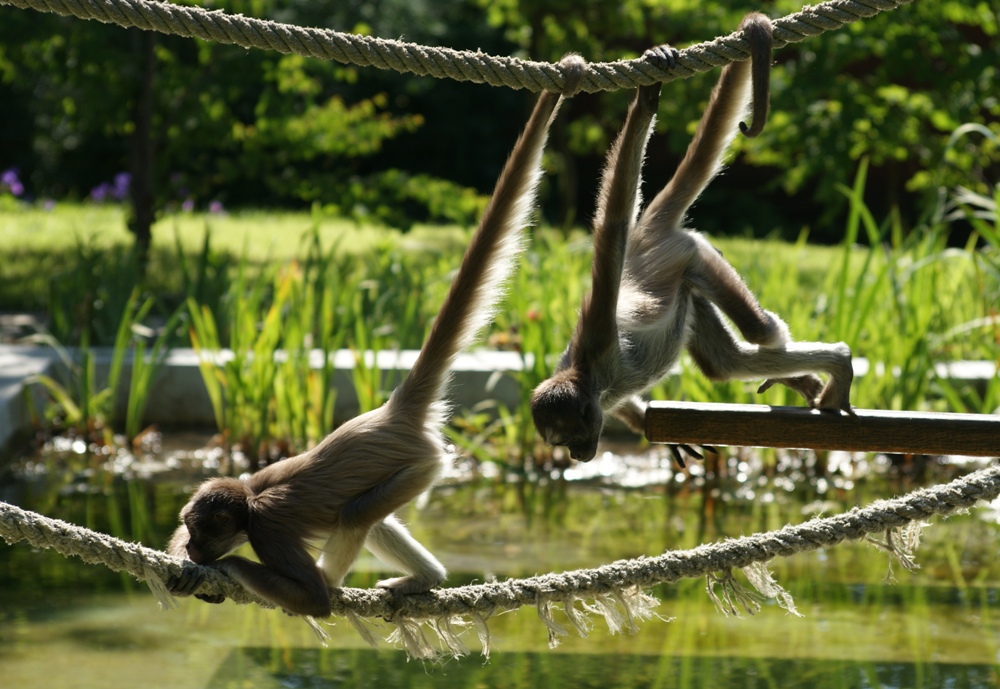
[644,401,1000,457]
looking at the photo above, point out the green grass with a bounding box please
[0,203,471,311]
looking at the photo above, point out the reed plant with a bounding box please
[184,226,450,464]
[28,289,177,446]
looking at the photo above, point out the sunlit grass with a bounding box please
[0,202,470,310]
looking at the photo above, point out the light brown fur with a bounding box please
[167,57,587,617]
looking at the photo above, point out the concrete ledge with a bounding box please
[144,347,530,425]
[0,343,996,458]
[0,345,59,456]
[0,345,534,457]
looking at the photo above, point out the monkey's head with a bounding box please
[530,371,604,462]
[178,478,251,564]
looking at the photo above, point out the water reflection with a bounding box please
[1,438,999,688]
[210,648,1000,689]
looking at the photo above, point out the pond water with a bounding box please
[1,435,999,689]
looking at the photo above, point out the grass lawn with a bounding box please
[0,203,472,310]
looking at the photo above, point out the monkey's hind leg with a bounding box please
[366,515,447,595]
[686,297,854,413]
[316,528,369,588]
[690,235,791,348]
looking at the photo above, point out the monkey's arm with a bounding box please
[571,81,664,367]
[221,524,333,618]
[165,523,226,604]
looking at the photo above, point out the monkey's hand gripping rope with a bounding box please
[1,463,999,658]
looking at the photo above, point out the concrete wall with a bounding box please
[0,345,533,457]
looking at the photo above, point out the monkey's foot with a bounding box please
[811,344,855,415]
[668,443,717,469]
[376,575,443,596]
[643,44,679,71]
[812,375,855,416]
[757,374,824,403]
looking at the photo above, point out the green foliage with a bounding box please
[227,55,425,206]
[12,172,1000,461]
[5,0,996,240]
[185,241,350,464]
[0,0,462,217]
[751,0,998,231]
[324,170,489,231]
[181,225,454,461]
[27,290,178,445]
[47,239,145,346]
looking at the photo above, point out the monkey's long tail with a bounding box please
[390,57,584,418]
[643,13,771,232]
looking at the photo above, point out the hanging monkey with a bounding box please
[531,14,854,462]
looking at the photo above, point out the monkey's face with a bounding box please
[530,376,604,462]
[178,479,250,563]
[181,507,245,563]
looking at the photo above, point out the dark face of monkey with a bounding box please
[178,479,250,563]
[530,374,604,462]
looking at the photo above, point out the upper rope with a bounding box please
[1,0,913,93]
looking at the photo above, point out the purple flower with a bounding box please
[1,168,23,197]
[182,198,194,213]
[209,200,224,214]
[90,182,112,202]
[112,172,131,201]
[42,199,56,211]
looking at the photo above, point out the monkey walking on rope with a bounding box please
[166,57,587,618]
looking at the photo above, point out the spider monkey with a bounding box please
[166,56,587,617]
[531,13,854,463]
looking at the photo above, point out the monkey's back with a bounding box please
[247,405,447,532]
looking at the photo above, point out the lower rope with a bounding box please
[2,463,998,657]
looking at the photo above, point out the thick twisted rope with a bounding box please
[2,464,998,625]
[0,0,913,93]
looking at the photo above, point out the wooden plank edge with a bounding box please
[644,401,1000,457]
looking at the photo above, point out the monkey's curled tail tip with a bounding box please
[557,54,586,98]
[737,12,773,139]
[739,118,764,138]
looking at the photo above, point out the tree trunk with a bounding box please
[129,29,156,270]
